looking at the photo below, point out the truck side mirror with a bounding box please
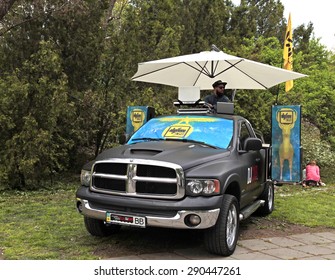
[244,138,262,151]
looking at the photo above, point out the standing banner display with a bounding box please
[126,106,155,139]
[271,105,301,183]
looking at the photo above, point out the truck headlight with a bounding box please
[80,169,91,187]
[187,180,203,194]
[186,179,220,195]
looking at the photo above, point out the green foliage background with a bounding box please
[0,0,335,189]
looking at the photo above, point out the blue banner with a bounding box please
[126,106,154,137]
[271,105,301,183]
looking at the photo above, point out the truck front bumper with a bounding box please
[76,185,224,229]
[77,198,220,229]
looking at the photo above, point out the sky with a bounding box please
[232,0,335,50]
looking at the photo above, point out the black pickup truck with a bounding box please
[76,105,274,256]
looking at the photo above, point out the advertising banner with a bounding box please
[271,105,301,183]
[126,106,155,138]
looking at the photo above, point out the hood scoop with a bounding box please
[129,148,163,156]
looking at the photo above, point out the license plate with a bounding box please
[106,212,146,228]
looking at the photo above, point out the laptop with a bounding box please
[216,102,234,114]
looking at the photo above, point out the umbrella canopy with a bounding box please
[131,49,306,90]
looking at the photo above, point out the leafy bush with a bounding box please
[301,120,335,182]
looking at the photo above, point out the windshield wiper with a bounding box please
[131,137,165,142]
[166,138,218,149]
[131,137,218,149]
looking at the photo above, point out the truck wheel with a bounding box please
[204,195,239,256]
[84,216,121,237]
[256,181,274,215]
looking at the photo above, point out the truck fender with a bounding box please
[222,173,241,198]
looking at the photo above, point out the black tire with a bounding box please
[256,181,274,215]
[204,195,239,256]
[84,216,121,237]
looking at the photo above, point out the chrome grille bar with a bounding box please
[90,158,185,199]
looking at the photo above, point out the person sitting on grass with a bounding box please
[302,159,326,187]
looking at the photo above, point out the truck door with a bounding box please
[238,121,262,203]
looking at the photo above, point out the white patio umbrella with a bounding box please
[131,48,306,90]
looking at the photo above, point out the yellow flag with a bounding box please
[283,13,293,92]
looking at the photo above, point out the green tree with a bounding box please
[293,22,314,53]
[227,0,284,49]
[0,0,112,171]
[179,0,232,53]
[0,0,107,91]
[83,0,185,156]
[0,40,75,188]
[0,0,16,20]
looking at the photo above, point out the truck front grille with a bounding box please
[90,159,185,199]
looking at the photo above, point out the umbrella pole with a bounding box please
[231,89,237,101]
[274,84,280,104]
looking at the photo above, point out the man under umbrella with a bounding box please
[204,80,230,108]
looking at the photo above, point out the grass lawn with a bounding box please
[272,184,335,227]
[0,183,99,259]
[0,182,334,260]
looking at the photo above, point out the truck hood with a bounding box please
[94,140,230,170]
